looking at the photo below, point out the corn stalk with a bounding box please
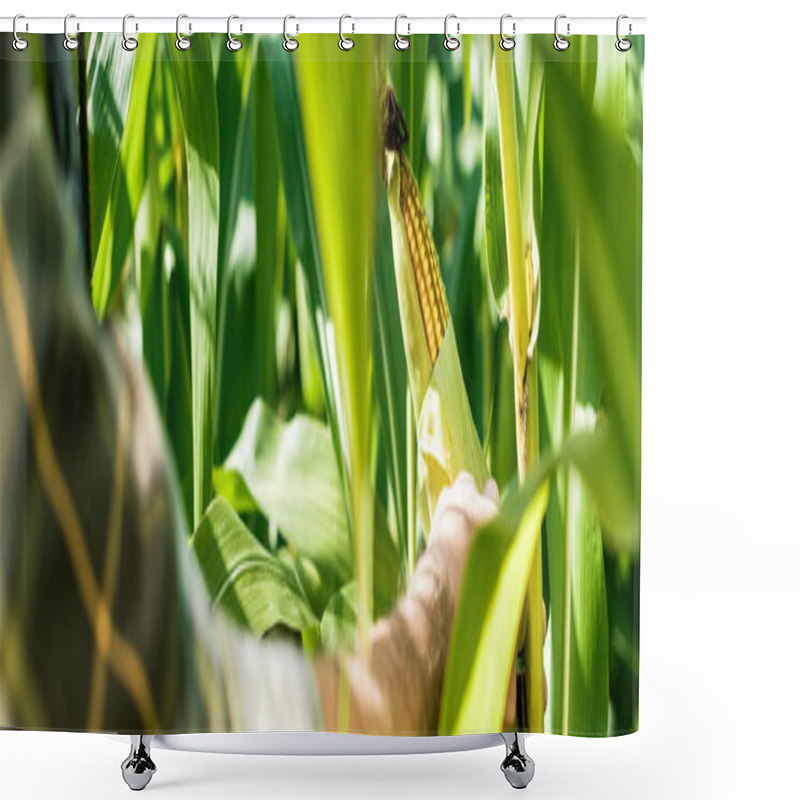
[495,50,545,731]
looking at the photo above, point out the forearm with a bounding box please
[313,541,455,734]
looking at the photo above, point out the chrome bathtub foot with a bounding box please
[121,735,156,791]
[500,733,535,789]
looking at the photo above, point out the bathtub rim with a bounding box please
[105,731,520,756]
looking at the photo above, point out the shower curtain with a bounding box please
[0,31,643,738]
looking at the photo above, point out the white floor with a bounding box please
[2,597,797,799]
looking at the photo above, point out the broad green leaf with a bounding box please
[440,478,550,734]
[294,35,380,649]
[169,34,220,527]
[213,400,400,616]
[190,496,316,636]
[214,400,351,589]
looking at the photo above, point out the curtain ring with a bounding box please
[394,14,410,51]
[616,15,632,52]
[121,14,138,51]
[12,14,28,52]
[339,14,354,51]
[499,14,515,50]
[554,14,570,51]
[443,14,460,51]
[176,13,191,51]
[283,15,299,51]
[227,15,243,51]
[63,13,79,51]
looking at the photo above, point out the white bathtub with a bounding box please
[116,732,535,791]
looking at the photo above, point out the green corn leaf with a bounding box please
[168,34,220,527]
[564,466,609,734]
[483,60,509,315]
[373,202,410,573]
[540,36,642,510]
[190,496,317,636]
[389,45,428,176]
[264,36,348,512]
[164,221,195,524]
[91,35,156,317]
[214,400,351,590]
[212,41,260,461]
[294,35,380,650]
[84,33,135,262]
[536,34,643,734]
[439,477,550,734]
[213,400,400,618]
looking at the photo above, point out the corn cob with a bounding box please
[383,88,488,530]
[398,159,448,365]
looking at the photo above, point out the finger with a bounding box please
[453,471,477,492]
[482,477,500,508]
[448,476,497,528]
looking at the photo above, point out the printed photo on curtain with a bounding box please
[0,30,643,739]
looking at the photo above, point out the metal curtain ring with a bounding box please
[443,14,460,51]
[339,14,354,51]
[63,13,79,51]
[283,15,299,51]
[394,14,410,51]
[121,14,138,51]
[499,13,515,50]
[554,14,570,51]
[616,14,632,51]
[12,14,28,51]
[227,15,242,51]
[176,13,191,51]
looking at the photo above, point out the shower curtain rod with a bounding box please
[0,15,645,36]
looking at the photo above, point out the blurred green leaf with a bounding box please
[91,35,156,316]
[373,202,409,574]
[85,33,135,262]
[483,60,508,315]
[190,496,316,635]
[294,35,381,649]
[213,400,400,616]
[440,478,550,734]
[265,36,347,495]
[169,34,220,527]
[214,400,351,590]
[320,582,358,653]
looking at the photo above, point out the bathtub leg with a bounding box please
[121,735,157,791]
[500,733,535,789]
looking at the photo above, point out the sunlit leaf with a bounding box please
[190,496,317,635]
